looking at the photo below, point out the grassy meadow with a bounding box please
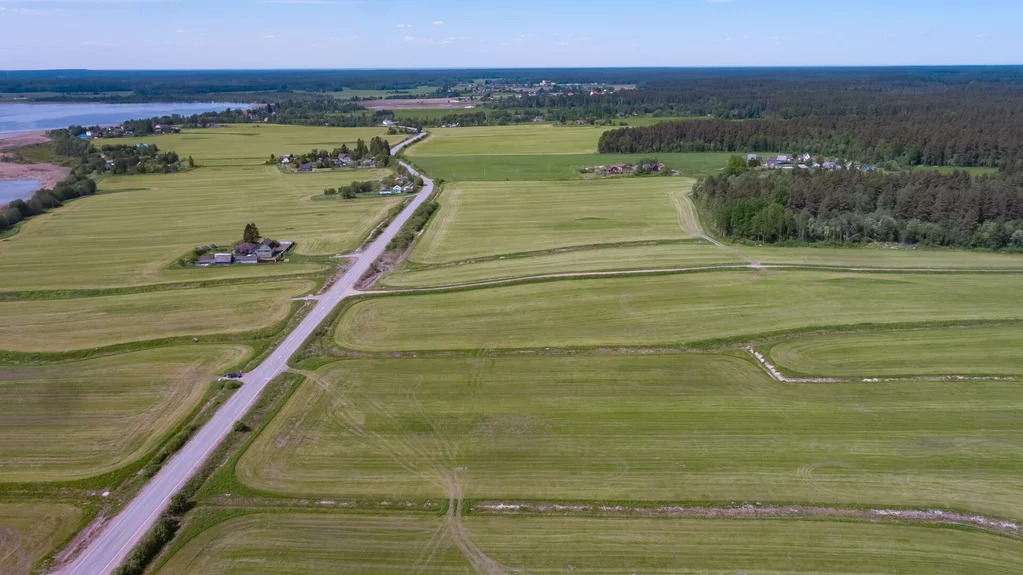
[0,345,250,482]
[0,503,84,574]
[158,512,1023,574]
[1,278,313,352]
[408,179,694,264]
[382,241,742,288]
[336,270,1023,351]
[237,354,1023,515]
[408,125,603,156]
[767,325,1023,378]
[741,245,1023,269]
[0,164,399,291]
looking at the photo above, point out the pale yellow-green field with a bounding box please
[409,178,694,264]
[0,278,314,352]
[0,166,398,291]
[0,345,250,482]
[0,503,83,574]
[407,124,603,156]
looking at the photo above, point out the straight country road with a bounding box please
[59,131,433,575]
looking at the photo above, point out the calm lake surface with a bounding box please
[0,178,42,205]
[0,102,238,135]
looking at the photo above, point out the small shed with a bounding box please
[236,254,258,264]
[213,253,233,265]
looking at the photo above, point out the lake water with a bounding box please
[0,102,239,135]
[0,178,42,205]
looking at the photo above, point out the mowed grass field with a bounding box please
[767,325,1023,378]
[0,345,249,482]
[158,514,467,575]
[742,245,1023,269]
[157,512,1023,574]
[1,278,313,352]
[409,151,733,182]
[117,124,391,167]
[408,179,694,264]
[409,125,603,156]
[0,503,83,574]
[0,165,399,291]
[236,355,1023,517]
[336,271,1023,351]
[382,242,742,288]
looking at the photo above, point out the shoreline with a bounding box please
[0,130,68,204]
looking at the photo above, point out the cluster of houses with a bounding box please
[379,174,417,195]
[78,124,183,140]
[280,153,377,172]
[195,238,294,266]
[750,154,879,172]
[583,162,666,176]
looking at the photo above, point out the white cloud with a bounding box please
[263,34,275,39]
[433,20,444,25]
[395,23,411,28]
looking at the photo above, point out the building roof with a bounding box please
[196,255,215,264]
[213,253,233,264]
[258,237,277,248]
[236,254,259,263]
[234,242,256,254]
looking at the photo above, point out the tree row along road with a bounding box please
[59,131,433,575]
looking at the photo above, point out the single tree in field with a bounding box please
[243,222,261,244]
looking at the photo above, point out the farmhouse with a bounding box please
[298,163,313,172]
[231,238,292,263]
[213,253,233,265]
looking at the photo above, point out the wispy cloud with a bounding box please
[395,23,411,28]
[433,20,444,25]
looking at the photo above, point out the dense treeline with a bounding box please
[597,116,1023,168]
[693,167,1023,249]
[100,143,184,174]
[501,67,1023,118]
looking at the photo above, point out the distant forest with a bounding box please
[693,167,1023,250]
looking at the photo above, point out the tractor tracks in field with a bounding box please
[472,500,1023,539]
[310,371,512,575]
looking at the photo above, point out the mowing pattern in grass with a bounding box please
[466,516,1023,574]
[0,502,83,574]
[155,512,1023,574]
[381,242,742,288]
[1,279,314,352]
[157,513,467,574]
[767,325,1023,378]
[237,355,1023,517]
[0,345,249,482]
[116,124,390,167]
[408,125,603,156]
[410,151,735,182]
[0,166,398,291]
[742,245,1023,269]
[409,179,694,264]
[336,271,1023,352]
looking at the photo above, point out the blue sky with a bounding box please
[0,0,1019,69]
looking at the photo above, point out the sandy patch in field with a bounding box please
[362,98,476,110]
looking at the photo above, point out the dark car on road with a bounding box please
[226,372,243,379]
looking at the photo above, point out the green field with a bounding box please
[0,503,83,574]
[1,278,313,352]
[236,355,1023,516]
[382,241,742,288]
[467,516,1023,574]
[0,345,249,482]
[158,512,1023,574]
[409,125,603,156]
[2,125,402,291]
[408,179,694,264]
[410,151,733,182]
[337,271,1023,352]
[118,124,390,167]
[767,325,1023,378]
[742,245,1023,269]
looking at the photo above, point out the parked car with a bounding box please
[226,372,243,379]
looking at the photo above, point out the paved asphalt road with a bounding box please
[60,132,433,575]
